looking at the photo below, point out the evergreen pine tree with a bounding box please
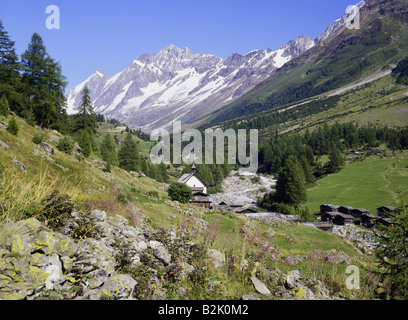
[374,206,408,298]
[326,146,345,174]
[299,155,315,185]
[0,20,22,113]
[118,133,139,172]
[273,155,307,205]
[197,164,214,186]
[157,163,169,183]
[76,86,93,115]
[100,133,117,165]
[140,158,148,176]
[21,33,67,130]
[0,94,9,117]
[76,129,92,158]
[74,85,97,133]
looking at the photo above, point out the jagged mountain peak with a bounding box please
[66,36,310,132]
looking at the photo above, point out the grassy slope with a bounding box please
[249,73,408,142]
[0,116,169,225]
[306,151,408,215]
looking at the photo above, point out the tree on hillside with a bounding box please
[157,163,170,183]
[101,133,117,165]
[0,94,9,117]
[374,205,408,299]
[0,20,22,110]
[74,86,97,133]
[118,133,139,172]
[326,145,345,174]
[271,155,307,205]
[76,129,92,158]
[76,86,93,116]
[21,33,67,131]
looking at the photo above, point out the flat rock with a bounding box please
[250,276,271,296]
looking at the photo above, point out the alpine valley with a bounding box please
[2,0,408,303]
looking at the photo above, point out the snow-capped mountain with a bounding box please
[66,37,315,132]
[66,2,364,132]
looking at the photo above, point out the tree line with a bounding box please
[259,121,408,214]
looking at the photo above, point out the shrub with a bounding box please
[147,190,159,199]
[167,182,193,203]
[57,136,74,154]
[260,201,297,215]
[6,117,19,136]
[298,206,315,222]
[32,133,44,145]
[74,152,85,161]
[37,190,76,230]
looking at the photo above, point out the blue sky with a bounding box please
[0,0,356,91]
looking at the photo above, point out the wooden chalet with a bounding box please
[333,213,355,226]
[312,222,334,232]
[377,217,396,228]
[338,206,354,215]
[321,211,340,223]
[361,214,378,228]
[377,206,400,217]
[189,190,212,208]
[233,207,257,214]
[211,204,231,212]
[320,204,339,214]
[218,201,244,209]
[190,193,212,208]
[350,208,370,219]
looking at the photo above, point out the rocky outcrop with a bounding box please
[39,142,54,156]
[0,139,9,151]
[0,199,359,300]
[11,160,26,173]
[0,208,169,300]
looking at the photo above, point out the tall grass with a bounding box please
[0,167,84,239]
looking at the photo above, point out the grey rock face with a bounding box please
[148,240,172,265]
[207,248,226,268]
[39,142,54,156]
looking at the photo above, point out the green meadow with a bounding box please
[306,152,408,215]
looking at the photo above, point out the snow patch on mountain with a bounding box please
[66,36,316,132]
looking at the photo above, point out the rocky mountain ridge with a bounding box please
[67,38,314,132]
